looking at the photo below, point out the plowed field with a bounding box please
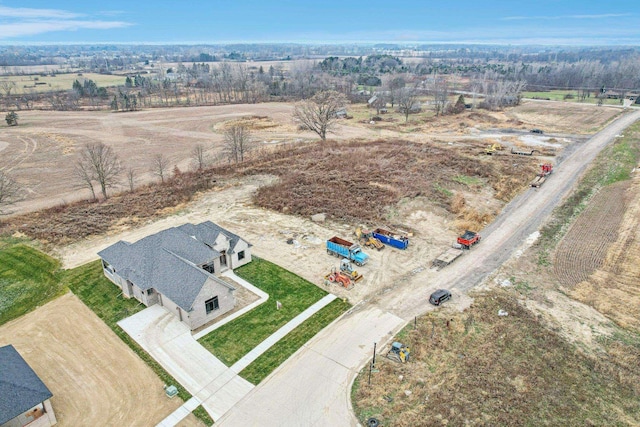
[570,176,640,330]
[553,182,628,287]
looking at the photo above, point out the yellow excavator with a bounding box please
[484,143,503,155]
[355,227,385,251]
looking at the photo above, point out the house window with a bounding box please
[148,288,154,295]
[205,296,219,314]
[238,251,245,261]
[203,262,215,274]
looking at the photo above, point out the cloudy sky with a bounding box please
[0,1,638,45]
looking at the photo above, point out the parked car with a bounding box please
[429,289,452,306]
[530,128,544,134]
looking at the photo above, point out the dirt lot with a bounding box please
[0,100,617,217]
[0,293,201,427]
[0,103,381,215]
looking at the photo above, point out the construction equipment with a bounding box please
[511,147,539,156]
[354,227,385,251]
[531,163,553,187]
[324,267,354,290]
[386,342,410,363]
[372,228,409,250]
[484,143,503,155]
[327,236,370,266]
[457,230,481,249]
[340,259,363,282]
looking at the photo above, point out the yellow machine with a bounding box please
[484,143,503,155]
[340,259,363,282]
[355,227,385,251]
[387,342,411,363]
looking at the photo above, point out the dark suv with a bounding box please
[429,289,452,306]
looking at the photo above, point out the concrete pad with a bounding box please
[119,305,254,422]
[157,397,202,427]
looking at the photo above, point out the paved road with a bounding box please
[218,109,640,426]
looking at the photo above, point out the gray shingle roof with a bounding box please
[178,221,252,255]
[97,222,241,311]
[0,345,53,424]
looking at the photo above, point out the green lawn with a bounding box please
[240,298,350,384]
[198,257,328,366]
[0,242,66,325]
[522,90,623,105]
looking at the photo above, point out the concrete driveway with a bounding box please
[118,305,254,420]
[217,305,404,426]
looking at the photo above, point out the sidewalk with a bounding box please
[119,289,338,426]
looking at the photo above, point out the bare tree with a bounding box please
[126,167,136,192]
[73,160,97,201]
[152,154,170,182]
[432,77,449,116]
[76,142,122,200]
[0,170,21,214]
[223,125,253,163]
[396,87,420,122]
[293,90,348,141]
[0,81,15,97]
[191,144,207,170]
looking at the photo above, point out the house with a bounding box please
[98,221,252,330]
[0,345,57,427]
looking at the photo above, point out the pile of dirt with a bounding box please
[352,291,640,426]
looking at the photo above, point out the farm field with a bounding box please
[0,100,619,218]
[0,72,126,94]
[0,293,202,427]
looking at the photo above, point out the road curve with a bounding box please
[217,108,640,426]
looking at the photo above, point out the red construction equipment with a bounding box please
[324,267,354,290]
[531,163,553,187]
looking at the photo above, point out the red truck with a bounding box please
[457,230,481,249]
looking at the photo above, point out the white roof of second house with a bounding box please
[97,221,246,311]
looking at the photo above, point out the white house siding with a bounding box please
[1,399,57,427]
[102,268,126,294]
[229,240,252,269]
[131,283,144,302]
[186,277,235,330]
[143,289,159,306]
[159,293,187,325]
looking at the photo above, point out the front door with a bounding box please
[220,250,227,268]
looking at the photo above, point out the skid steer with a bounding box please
[386,342,410,363]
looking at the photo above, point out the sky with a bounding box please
[0,1,638,45]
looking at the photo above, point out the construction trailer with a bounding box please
[531,163,553,187]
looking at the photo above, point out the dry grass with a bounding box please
[245,139,537,226]
[352,290,640,426]
[0,138,536,245]
[0,171,214,245]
